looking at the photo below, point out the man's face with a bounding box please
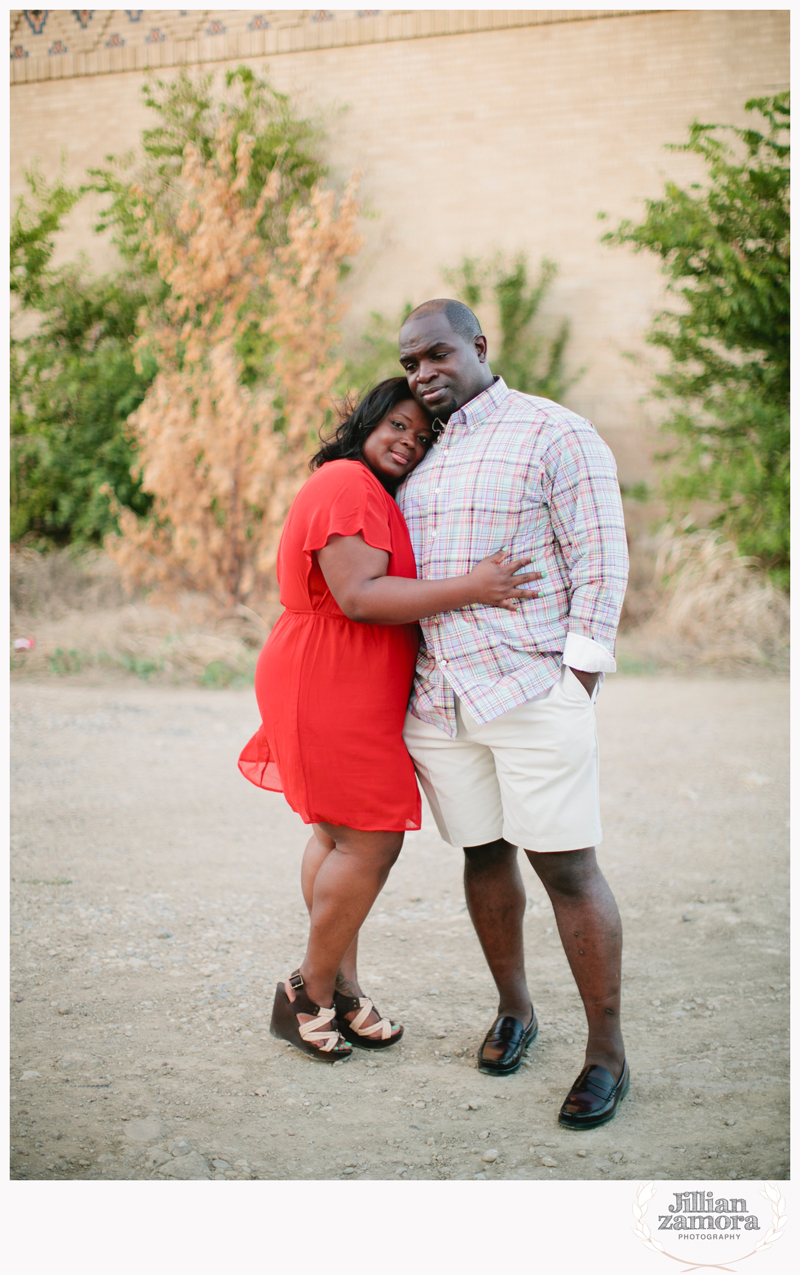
[398,313,490,422]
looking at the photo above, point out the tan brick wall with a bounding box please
[10,9,789,483]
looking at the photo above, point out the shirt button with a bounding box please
[438,659,449,666]
[434,487,440,494]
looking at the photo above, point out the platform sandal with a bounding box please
[333,989,404,1050]
[270,971,352,1064]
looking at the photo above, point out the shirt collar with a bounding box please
[448,376,510,433]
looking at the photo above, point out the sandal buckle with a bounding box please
[289,972,304,991]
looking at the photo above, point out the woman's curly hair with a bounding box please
[309,377,431,471]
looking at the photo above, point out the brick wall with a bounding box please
[10,9,789,482]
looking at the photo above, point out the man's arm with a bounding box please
[545,425,629,695]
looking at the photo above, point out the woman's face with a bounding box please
[360,398,435,488]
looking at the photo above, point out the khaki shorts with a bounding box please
[403,664,602,853]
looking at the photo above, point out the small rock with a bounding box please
[20,1070,40,1081]
[540,1157,558,1168]
[254,1088,268,1097]
[57,1004,71,1015]
[56,1052,103,1073]
[125,1117,167,1144]
[168,1139,192,1156]
[576,1150,587,1158]
[158,1150,212,1180]
[611,1152,624,1163]
[211,1159,231,1171]
[482,1150,498,1163]
[144,1147,172,1169]
[13,995,24,1003]
[467,1101,480,1111]
[457,1102,471,1110]
[725,1119,736,1127]
[155,930,173,939]
[428,988,440,996]
[479,1130,490,1140]
[435,1031,447,1039]
[681,915,693,922]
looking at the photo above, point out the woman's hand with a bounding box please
[466,550,542,611]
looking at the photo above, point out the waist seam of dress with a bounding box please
[283,608,351,618]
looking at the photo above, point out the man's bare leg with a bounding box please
[526,846,624,1079]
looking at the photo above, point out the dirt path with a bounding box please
[10,674,788,1182]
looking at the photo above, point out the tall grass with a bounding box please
[10,548,276,684]
[627,524,789,669]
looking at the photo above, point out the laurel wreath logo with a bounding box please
[632,1182,786,1271]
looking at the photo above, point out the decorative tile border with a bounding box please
[10,9,659,84]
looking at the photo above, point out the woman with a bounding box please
[239,377,540,1062]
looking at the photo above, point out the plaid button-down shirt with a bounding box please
[396,377,629,738]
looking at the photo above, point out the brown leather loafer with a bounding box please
[558,1059,630,1129]
[477,1011,538,1075]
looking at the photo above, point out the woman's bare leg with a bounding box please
[299,827,372,1023]
[286,823,403,1030]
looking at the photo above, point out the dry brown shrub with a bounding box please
[627,523,789,669]
[105,123,361,610]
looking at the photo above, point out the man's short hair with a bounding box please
[404,298,482,344]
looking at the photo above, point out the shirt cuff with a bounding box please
[562,632,617,674]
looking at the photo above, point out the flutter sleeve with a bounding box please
[301,461,393,556]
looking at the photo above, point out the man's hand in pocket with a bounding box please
[566,667,601,699]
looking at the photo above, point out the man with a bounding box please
[396,298,630,1129]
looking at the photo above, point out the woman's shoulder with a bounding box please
[304,459,389,501]
[305,459,370,490]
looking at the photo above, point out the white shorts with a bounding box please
[403,664,602,853]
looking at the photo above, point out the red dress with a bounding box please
[238,460,422,831]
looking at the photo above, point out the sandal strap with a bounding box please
[287,970,321,1019]
[287,972,346,1052]
[350,997,393,1041]
[298,1005,341,1052]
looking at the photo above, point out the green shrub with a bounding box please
[602,94,789,587]
[47,648,85,675]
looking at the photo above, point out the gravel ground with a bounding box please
[10,674,789,1182]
